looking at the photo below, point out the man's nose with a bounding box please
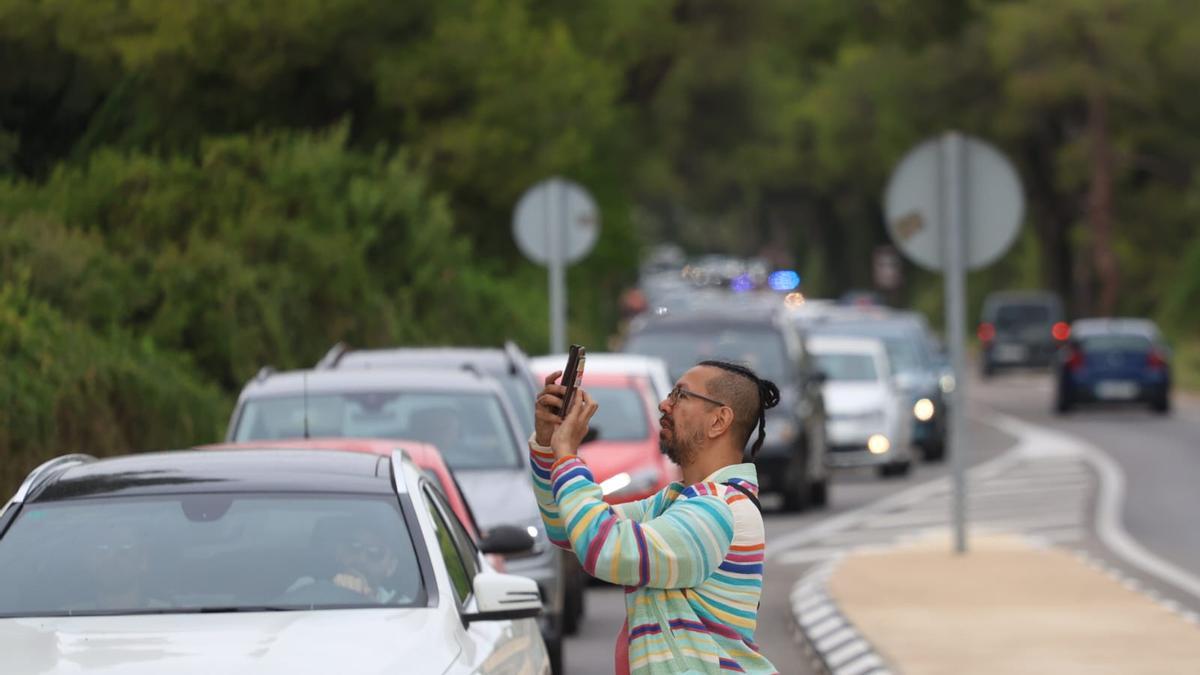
[659,397,672,414]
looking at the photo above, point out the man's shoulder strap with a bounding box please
[720,481,761,513]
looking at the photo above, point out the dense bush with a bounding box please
[0,280,229,496]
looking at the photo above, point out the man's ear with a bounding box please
[708,407,734,439]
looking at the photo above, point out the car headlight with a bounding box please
[765,418,799,445]
[913,398,935,422]
[867,434,891,454]
[601,468,661,497]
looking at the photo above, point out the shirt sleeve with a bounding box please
[549,456,734,589]
[528,435,573,551]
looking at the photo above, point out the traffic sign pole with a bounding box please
[942,132,969,554]
[513,177,600,353]
[884,131,1024,557]
[547,180,566,353]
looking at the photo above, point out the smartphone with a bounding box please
[559,344,587,418]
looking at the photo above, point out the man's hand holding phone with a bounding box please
[534,371,567,447]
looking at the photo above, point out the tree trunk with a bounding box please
[1087,86,1119,316]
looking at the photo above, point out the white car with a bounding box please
[809,336,914,477]
[0,449,549,674]
[531,352,673,404]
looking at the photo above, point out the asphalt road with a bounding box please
[563,373,1200,674]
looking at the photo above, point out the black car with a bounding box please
[1054,318,1172,414]
[623,303,830,511]
[979,291,1068,376]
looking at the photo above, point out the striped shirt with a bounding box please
[530,438,778,674]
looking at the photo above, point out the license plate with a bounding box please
[1095,381,1137,400]
[994,344,1028,362]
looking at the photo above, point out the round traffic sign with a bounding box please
[884,134,1024,272]
[513,177,600,265]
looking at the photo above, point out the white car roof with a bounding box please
[530,352,673,399]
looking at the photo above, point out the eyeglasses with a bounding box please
[667,385,727,408]
[341,540,389,562]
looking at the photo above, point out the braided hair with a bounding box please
[697,360,781,459]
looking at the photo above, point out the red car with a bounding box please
[202,438,490,551]
[534,371,679,504]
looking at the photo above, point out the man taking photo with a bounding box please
[530,360,780,674]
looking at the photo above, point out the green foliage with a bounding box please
[1,125,547,390]
[0,278,229,496]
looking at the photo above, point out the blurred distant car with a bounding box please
[529,370,679,505]
[1054,318,1172,414]
[225,367,568,666]
[979,291,1068,376]
[531,352,673,404]
[838,289,886,308]
[805,311,948,462]
[0,450,548,675]
[809,336,914,478]
[314,342,540,439]
[624,303,830,511]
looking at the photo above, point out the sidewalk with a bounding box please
[825,532,1200,674]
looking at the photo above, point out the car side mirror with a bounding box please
[479,525,536,555]
[582,427,600,445]
[462,572,542,624]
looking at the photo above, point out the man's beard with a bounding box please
[661,419,702,466]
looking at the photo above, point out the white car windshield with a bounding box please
[0,494,425,617]
[235,391,521,469]
[814,353,879,382]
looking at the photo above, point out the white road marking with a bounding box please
[989,413,1200,604]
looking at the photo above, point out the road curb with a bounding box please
[790,557,893,675]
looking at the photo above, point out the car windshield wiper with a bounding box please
[192,605,298,613]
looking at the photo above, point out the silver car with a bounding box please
[226,367,567,669]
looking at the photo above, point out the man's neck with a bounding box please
[680,446,742,486]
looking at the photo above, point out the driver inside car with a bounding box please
[285,517,403,605]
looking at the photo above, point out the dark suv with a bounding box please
[979,291,1068,376]
[622,303,829,511]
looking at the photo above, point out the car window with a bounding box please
[811,324,928,374]
[0,494,424,617]
[234,391,521,469]
[1079,335,1153,353]
[497,375,535,437]
[421,489,475,605]
[625,327,790,382]
[585,385,651,441]
[813,353,879,382]
[994,304,1052,327]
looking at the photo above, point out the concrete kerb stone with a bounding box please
[790,555,893,675]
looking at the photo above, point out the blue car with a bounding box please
[1054,318,1172,414]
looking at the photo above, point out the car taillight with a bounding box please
[1147,351,1167,370]
[1066,347,1085,372]
[1052,322,1070,341]
[978,323,995,342]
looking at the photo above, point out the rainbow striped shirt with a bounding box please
[530,439,778,674]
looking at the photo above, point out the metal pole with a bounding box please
[942,132,969,554]
[548,179,566,353]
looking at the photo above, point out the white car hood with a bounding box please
[0,608,458,675]
[823,382,888,415]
